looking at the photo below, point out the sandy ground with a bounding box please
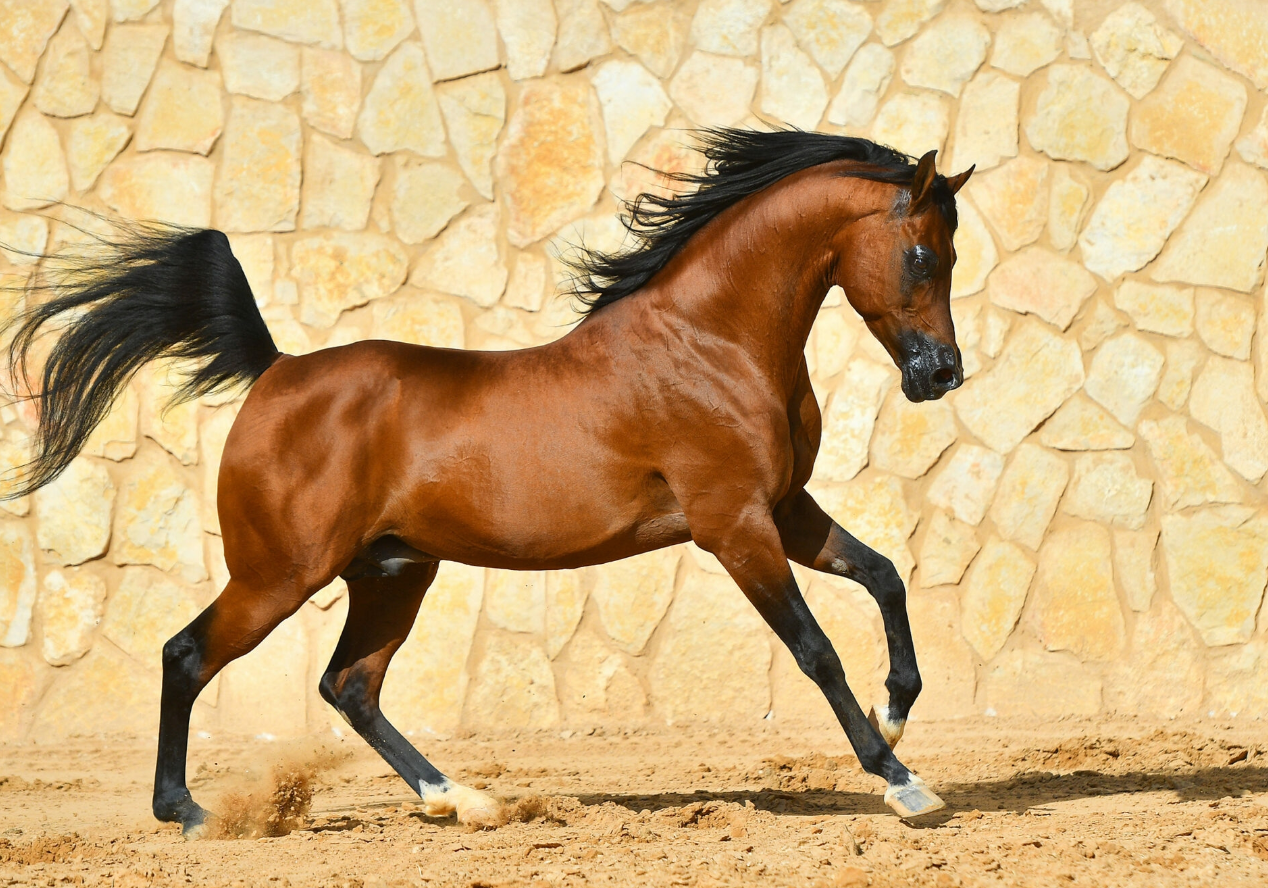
[1,717,1266,887]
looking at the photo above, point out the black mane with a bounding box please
[565,128,959,315]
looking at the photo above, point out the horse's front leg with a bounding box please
[774,489,919,750]
[696,511,944,819]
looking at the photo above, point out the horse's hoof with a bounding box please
[422,783,505,828]
[884,776,945,819]
[868,705,906,750]
[182,819,211,841]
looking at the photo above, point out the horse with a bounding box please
[3,128,972,835]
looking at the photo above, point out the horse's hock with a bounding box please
[1,0,1268,742]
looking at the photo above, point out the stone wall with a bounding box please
[0,0,1266,743]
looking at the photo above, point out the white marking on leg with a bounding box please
[418,779,503,826]
[873,702,906,749]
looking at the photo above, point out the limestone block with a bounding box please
[1038,396,1133,452]
[33,22,97,118]
[669,52,758,128]
[410,205,507,308]
[1077,155,1206,282]
[871,92,949,157]
[1090,2,1181,99]
[498,78,605,247]
[84,383,138,460]
[372,293,465,348]
[101,23,169,115]
[1206,640,1268,718]
[1165,0,1268,91]
[70,0,107,49]
[1047,166,1088,252]
[953,318,1084,454]
[987,442,1067,550]
[980,649,1101,717]
[827,44,893,128]
[991,11,1061,78]
[783,0,870,78]
[907,590,976,720]
[561,628,646,723]
[650,572,771,725]
[0,212,47,264]
[0,522,36,647]
[950,198,997,298]
[1152,163,1268,293]
[614,4,688,81]
[414,0,499,82]
[1114,528,1157,613]
[33,457,113,565]
[809,309,860,379]
[974,0,1025,9]
[437,73,504,201]
[816,359,892,483]
[961,538,1034,661]
[357,43,445,157]
[293,232,408,328]
[2,110,68,211]
[504,253,549,313]
[545,569,587,658]
[199,402,238,533]
[101,568,202,671]
[900,15,989,97]
[1195,289,1254,360]
[759,24,828,131]
[1077,300,1125,352]
[113,0,159,21]
[226,233,274,306]
[218,617,308,736]
[969,157,1048,252]
[1084,333,1163,426]
[232,0,341,48]
[592,548,678,655]
[173,0,228,66]
[1034,523,1124,661]
[380,562,483,735]
[390,160,467,244]
[99,152,213,227]
[484,570,545,634]
[876,0,946,47]
[1162,506,1268,646]
[495,0,555,80]
[869,390,955,479]
[987,248,1094,331]
[594,60,672,165]
[218,32,300,102]
[30,644,162,739]
[926,444,1004,527]
[1140,415,1242,509]
[1024,65,1129,171]
[0,0,69,83]
[112,459,207,583]
[466,633,561,730]
[949,71,1018,173]
[300,134,379,231]
[341,0,413,61]
[0,438,31,516]
[1131,56,1246,177]
[0,649,46,739]
[66,112,132,191]
[135,61,223,155]
[1062,452,1152,530]
[1235,107,1268,171]
[690,0,770,57]
[301,47,361,139]
[1157,340,1201,410]
[918,509,979,588]
[1189,356,1268,483]
[214,98,301,232]
[555,0,613,72]
[0,69,27,147]
[1112,281,1193,338]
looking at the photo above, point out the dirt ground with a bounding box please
[1,717,1266,888]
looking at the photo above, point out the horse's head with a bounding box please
[835,151,973,403]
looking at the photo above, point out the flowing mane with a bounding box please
[566,128,961,315]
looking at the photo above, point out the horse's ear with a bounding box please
[945,165,975,195]
[908,150,938,214]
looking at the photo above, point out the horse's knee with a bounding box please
[795,636,844,687]
[320,670,376,725]
[161,630,204,693]
[857,552,904,603]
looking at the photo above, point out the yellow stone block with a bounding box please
[960,538,1035,661]
[1034,523,1125,662]
[1131,56,1246,175]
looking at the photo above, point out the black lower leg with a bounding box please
[849,549,921,723]
[153,620,212,831]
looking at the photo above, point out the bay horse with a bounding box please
[3,129,971,834]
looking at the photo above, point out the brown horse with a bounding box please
[4,129,971,834]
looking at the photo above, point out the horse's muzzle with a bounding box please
[899,333,963,402]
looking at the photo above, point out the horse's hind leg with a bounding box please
[320,562,500,825]
[153,577,315,836]
[776,490,920,749]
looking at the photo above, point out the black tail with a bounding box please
[2,223,279,498]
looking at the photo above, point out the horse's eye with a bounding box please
[907,246,937,279]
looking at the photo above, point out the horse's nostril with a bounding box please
[931,367,954,388]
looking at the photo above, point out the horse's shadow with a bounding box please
[575,765,1268,825]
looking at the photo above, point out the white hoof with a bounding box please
[421,783,504,827]
[884,775,945,819]
[867,705,906,750]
